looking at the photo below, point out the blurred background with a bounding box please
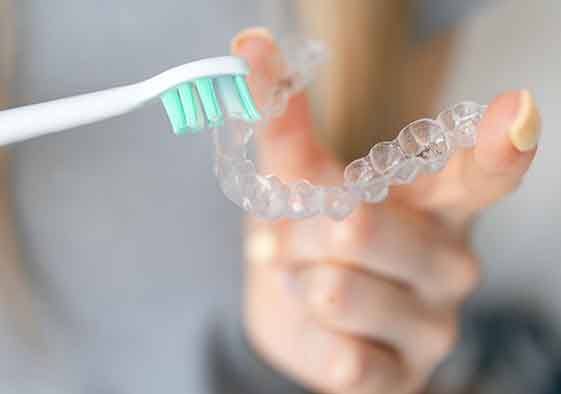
[0,0,560,393]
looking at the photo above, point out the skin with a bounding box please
[233,29,541,394]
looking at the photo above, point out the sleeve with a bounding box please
[204,312,313,394]
[412,0,488,42]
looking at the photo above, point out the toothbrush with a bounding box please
[0,56,261,146]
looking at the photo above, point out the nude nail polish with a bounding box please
[508,90,541,152]
[230,27,275,53]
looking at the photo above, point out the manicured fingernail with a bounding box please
[231,27,275,53]
[509,90,541,152]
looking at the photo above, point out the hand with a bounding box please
[232,28,541,394]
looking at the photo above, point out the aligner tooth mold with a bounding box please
[212,38,487,221]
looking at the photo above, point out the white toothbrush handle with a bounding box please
[0,83,144,145]
[0,57,249,145]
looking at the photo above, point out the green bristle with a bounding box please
[234,75,261,122]
[160,89,187,134]
[216,75,248,121]
[177,83,205,133]
[162,74,261,135]
[194,78,224,128]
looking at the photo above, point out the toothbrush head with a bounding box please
[156,57,260,135]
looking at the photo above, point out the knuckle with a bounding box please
[425,317,459,362]
[331,212,376,250]
[453,251,481,298]
[245,227,282,265]
[330,340,406,393]
[329,341,367,389]
[314,267,355,317]
[505,177,523,194]
[438,247,481,300]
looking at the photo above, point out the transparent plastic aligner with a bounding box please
[214,154,256,206]
[214,100,488,221]
[279,36,329,96]
[437,101,487,148]
[344,157,389,203]
[212,38,330,219]
[260,37,329,120]
[242,175,289,220]
[286,180,324,219]
[397,119,450,173]
[212,39,488,221]
[323,186,359,221]
[343,102,487,204]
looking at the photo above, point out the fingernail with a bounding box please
[509,90,542,152]
[230,27,283,106]
[231,27,275,53]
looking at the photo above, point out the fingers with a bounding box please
[247,293,406,394]
[231,27,334,182]
[284,203,480,304]
[401,90,541,223]
[292,263,458,368]
[246,253,408,394]
[230,27,283,107]
[246,204,470,394]
[296,327,406,394]
[248,255,457,394]
[459,90,540,213]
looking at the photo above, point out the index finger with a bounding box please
[231,28,334,182]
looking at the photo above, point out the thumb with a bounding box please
[456,90,540,217]
[231,28,334,183]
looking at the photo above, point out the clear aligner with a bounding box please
[213,39,487,221]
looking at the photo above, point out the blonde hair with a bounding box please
[299,0,456,163]
[0,0,42,344]
[0,0,14,107]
